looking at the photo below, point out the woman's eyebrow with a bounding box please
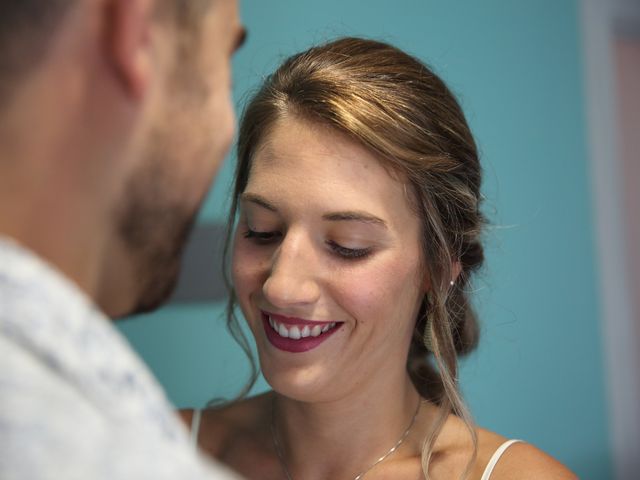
[240,196,387,229]
[240,193,277,212]
[323,211,388,228]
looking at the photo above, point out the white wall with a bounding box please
[581,0,640,478]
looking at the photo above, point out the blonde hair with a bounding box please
[224,37,485,478]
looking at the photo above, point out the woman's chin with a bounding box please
[262,366,336,403]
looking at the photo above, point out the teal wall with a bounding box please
[118,1,612,478]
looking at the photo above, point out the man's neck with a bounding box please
[0,169,109,310]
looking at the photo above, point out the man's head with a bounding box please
[105,0,246,317]
[0,0,245,317]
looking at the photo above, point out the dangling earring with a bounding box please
[423,309,435,352]
[424,281,455,352]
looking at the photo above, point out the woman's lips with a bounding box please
[261,311,342,353]
[263,312,335,327]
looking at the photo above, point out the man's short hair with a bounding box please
[0,0,74,109]
[0,0,214,110]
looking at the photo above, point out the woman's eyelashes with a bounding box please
[242,228,372,260]
[243,228,281,244]
[326,240,372,259]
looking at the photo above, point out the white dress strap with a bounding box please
[190,409,202,448]
[480,439,523,480]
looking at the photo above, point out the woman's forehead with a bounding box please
[245,118,421,230]
[251,119,390,186]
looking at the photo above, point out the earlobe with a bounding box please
[422,260,462,292]
[451,261,462,283]
[422,275,431,292]
[104,0,154,99]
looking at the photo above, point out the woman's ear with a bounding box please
[422,260,462,291]
[422,272,431,292]
[451,261,462,284]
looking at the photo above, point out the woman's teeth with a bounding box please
[268,316,336,339]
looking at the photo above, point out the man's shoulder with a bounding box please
[0,332,100,477]
[0,334,240,479]
[0,330,79,399]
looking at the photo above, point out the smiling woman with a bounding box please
[235,118,424,372]
[181,37,577,480]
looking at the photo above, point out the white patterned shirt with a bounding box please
[0,237,240,479]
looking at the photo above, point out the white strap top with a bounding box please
[190,408,521,479]
[190,409,203,448]
[480,439,523,480]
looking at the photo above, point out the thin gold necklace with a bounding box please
[271,398,422,480]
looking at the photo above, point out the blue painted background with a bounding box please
[118,1,612,478]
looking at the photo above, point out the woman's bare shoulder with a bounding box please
[177,408,196,428]
[427,413,576,480]
[208,392,272,423]
[179,392,274,458]
[474,428,577,480]
[180,391,272,425]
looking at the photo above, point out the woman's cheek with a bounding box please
[337,258,419,329]
[331,265,391,323]
[232,243,256,297]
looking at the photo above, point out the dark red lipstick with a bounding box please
[262,312,341,353]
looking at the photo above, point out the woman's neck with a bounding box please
[271,374,422,480]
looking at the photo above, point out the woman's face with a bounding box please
[232,117,426,402]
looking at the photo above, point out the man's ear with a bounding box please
[103,0,155,99]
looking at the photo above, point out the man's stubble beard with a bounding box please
[117,71,214,315]
[112,20,231,317]
[116,143,199,315]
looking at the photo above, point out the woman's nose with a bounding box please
[262,235,321,308]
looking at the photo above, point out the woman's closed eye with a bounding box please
[326,240,372,260]
[243,228,372,260]
[243,228,282,244]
